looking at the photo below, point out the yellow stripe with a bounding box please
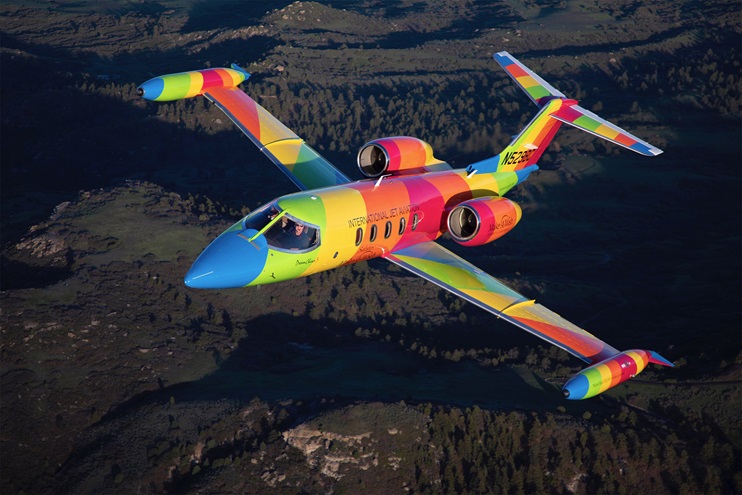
[596,364,612,393]
[264,140,302,171]
[516,75,539,88]
[595,124,620,140]
[461,288,522,311]
[257,107,296,146]
[628,350,648,372]
[225,68,242,86]
[312,188,367,273]
[187,71,204,98]
[224,69,237,86]
[467,173,501,196]
[501,299,536,314]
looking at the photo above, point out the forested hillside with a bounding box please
[1,1,739,493]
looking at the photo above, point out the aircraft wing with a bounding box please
[384,241,620,365]
[204,86,351,190]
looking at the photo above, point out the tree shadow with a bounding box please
[0,255,72,290]
[0,34,295,245]
[96,313,569,433]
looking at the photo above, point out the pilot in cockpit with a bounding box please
[279,221,313,250]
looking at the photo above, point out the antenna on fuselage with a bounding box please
[374,174,391,188]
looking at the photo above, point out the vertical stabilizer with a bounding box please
[494,51,565,107]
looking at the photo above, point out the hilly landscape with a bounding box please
[1,1,740,493]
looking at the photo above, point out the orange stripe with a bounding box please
[212,88,261,140]
[605,359,623,388]
[512,316,605,360]
[394,137,427,168]
[213,68,231,86]
[614,133,636,147]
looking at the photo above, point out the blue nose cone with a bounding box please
[185,230,267,289]
[136,77,164,100]
[562,374,590,400]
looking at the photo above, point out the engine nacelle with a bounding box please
[562,349,674,400]
[447,197,522,247]
[357,136,445,178]
[137,65,250,102]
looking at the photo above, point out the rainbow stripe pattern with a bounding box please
[563,350,674,400]
[552,103,663,156]
[494,52,662,157]
[360,137,451,175]
[494,51,565,105]
[235,166,526,285]
[386,242,620,364]
[137,65,249,101]
[205,86,350,190]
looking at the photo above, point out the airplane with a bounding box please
[137,51,674,400]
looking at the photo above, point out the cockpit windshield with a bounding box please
[244,202,319,251]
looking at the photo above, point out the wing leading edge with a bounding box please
[204,86,350,191]
[384,241,619,365]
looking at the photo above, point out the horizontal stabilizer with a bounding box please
[553,103,663,156]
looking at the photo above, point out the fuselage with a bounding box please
[184,167,530,289]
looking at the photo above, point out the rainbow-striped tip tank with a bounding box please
[138,52,673,400]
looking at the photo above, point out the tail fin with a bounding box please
[467,52,663,176]
[494,51,566,106]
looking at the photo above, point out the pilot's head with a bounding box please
[294,223,305,235]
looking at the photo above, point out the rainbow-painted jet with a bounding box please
[138,52,673,400]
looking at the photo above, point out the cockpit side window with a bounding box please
[268,216,319,251]
[242,202,320,252]
[244,202,279,232]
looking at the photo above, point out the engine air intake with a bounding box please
[447,197,522,247]
[357,136,447,178]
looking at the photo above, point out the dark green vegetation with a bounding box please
[1,0,740,493]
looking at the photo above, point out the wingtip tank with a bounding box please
[137,66,250,101]
[562,349,674,400]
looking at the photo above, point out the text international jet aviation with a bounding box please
[138,52,673,400]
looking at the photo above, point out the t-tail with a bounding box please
[467,51,663,178]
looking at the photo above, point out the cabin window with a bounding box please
[355,228,363,246]
[399,217,406,235]
[411,213,419,231]
[384,221,392,239]
[369,224,378,242]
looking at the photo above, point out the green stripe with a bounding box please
[527,86,551,99]
[573,115,601,131]
[582,367,605,391]
[156,73,192,101]
[294,144,344,190]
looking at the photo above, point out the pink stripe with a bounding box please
[201,69,224,90]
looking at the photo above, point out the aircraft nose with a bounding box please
[136,77,164,100]
[184,230,267,289]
